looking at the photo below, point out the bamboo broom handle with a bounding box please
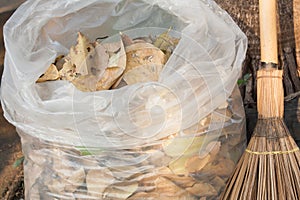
[258,0,284,118]
[294,0,300,76]
[259,0,278,64]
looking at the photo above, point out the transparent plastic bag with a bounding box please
[20,86,246,199]
[1,0,247,199]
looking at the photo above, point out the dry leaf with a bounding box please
[127,192,159,200]
[37,64,60,83]
[133,36,154,44]
[86,168,115,198]
[162,136,206,157]
[152,176,197,199]
[60,33,126,91]
[111,74,127,89]
[71,75,98,92]
[185,154,211,173]
[139,174,158,193]
[218,101,229,109]
[125,42,166,72]
[68,32,95,76]
[182,117,211,135]
[148,150,172,167]
[154,176,187,197]
[103,182,138,200]
[162,174,196,188]
[110,165,138,180]
[54,55,65,71]
[211,176,226,192]
[120,32,134,47]
[153,28,180,60]
[88,41,109,78]
[123,64,163,85]
[49,150,85,193]
[186,182,218,197]
[122,42,166,85]
[95,40,126,90]
[168,156,190,175]
[59,60,76,81]
[200,157,235,177]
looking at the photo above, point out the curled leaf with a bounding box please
[120,32,133,47]
[37,64,60,83]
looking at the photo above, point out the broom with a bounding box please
[221,0,300,199]
[295,0,300,77]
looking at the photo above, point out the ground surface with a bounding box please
[0,2,25,199]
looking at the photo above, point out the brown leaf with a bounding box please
[125,42,166,72]
[127,192,159,200]
[88,41,109,78]
[37,64,60,83]
[154,176,187,197]
[72,75,98,92]
[186,182,218,197]
[120,32,133,47]
[54,55,65,71]
[111,74,127,89]
[69,32,95,76]
[123,64,163,85]
[86,168,115,198]
[95,40,126,90]
[59,60,76,81]
[200,157,236,177]
[185,154,211,173]
[211,176,226,192]
[96,67,124,90]
[162,174,196,188]
[103,182,138,200]
[154,28,180,55]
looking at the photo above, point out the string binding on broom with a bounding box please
[260,61,280,69]
[256,75,282,79]
[245,147,299,155]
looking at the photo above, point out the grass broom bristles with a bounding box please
[221,0,300,198]
[221,69,300,200]
[257,70,284,118]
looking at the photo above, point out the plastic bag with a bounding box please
[1,0,247,199]
[19,86,246,199]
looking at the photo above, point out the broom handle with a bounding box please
[259,0,278,65]
[294,0,300,76]
[258,0,284,118]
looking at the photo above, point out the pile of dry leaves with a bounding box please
[37,30,179,91]
[31,31,244,199]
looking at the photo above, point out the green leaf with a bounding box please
[237,73,252,86]
[13,156,24,168]
[76,146,103,156]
